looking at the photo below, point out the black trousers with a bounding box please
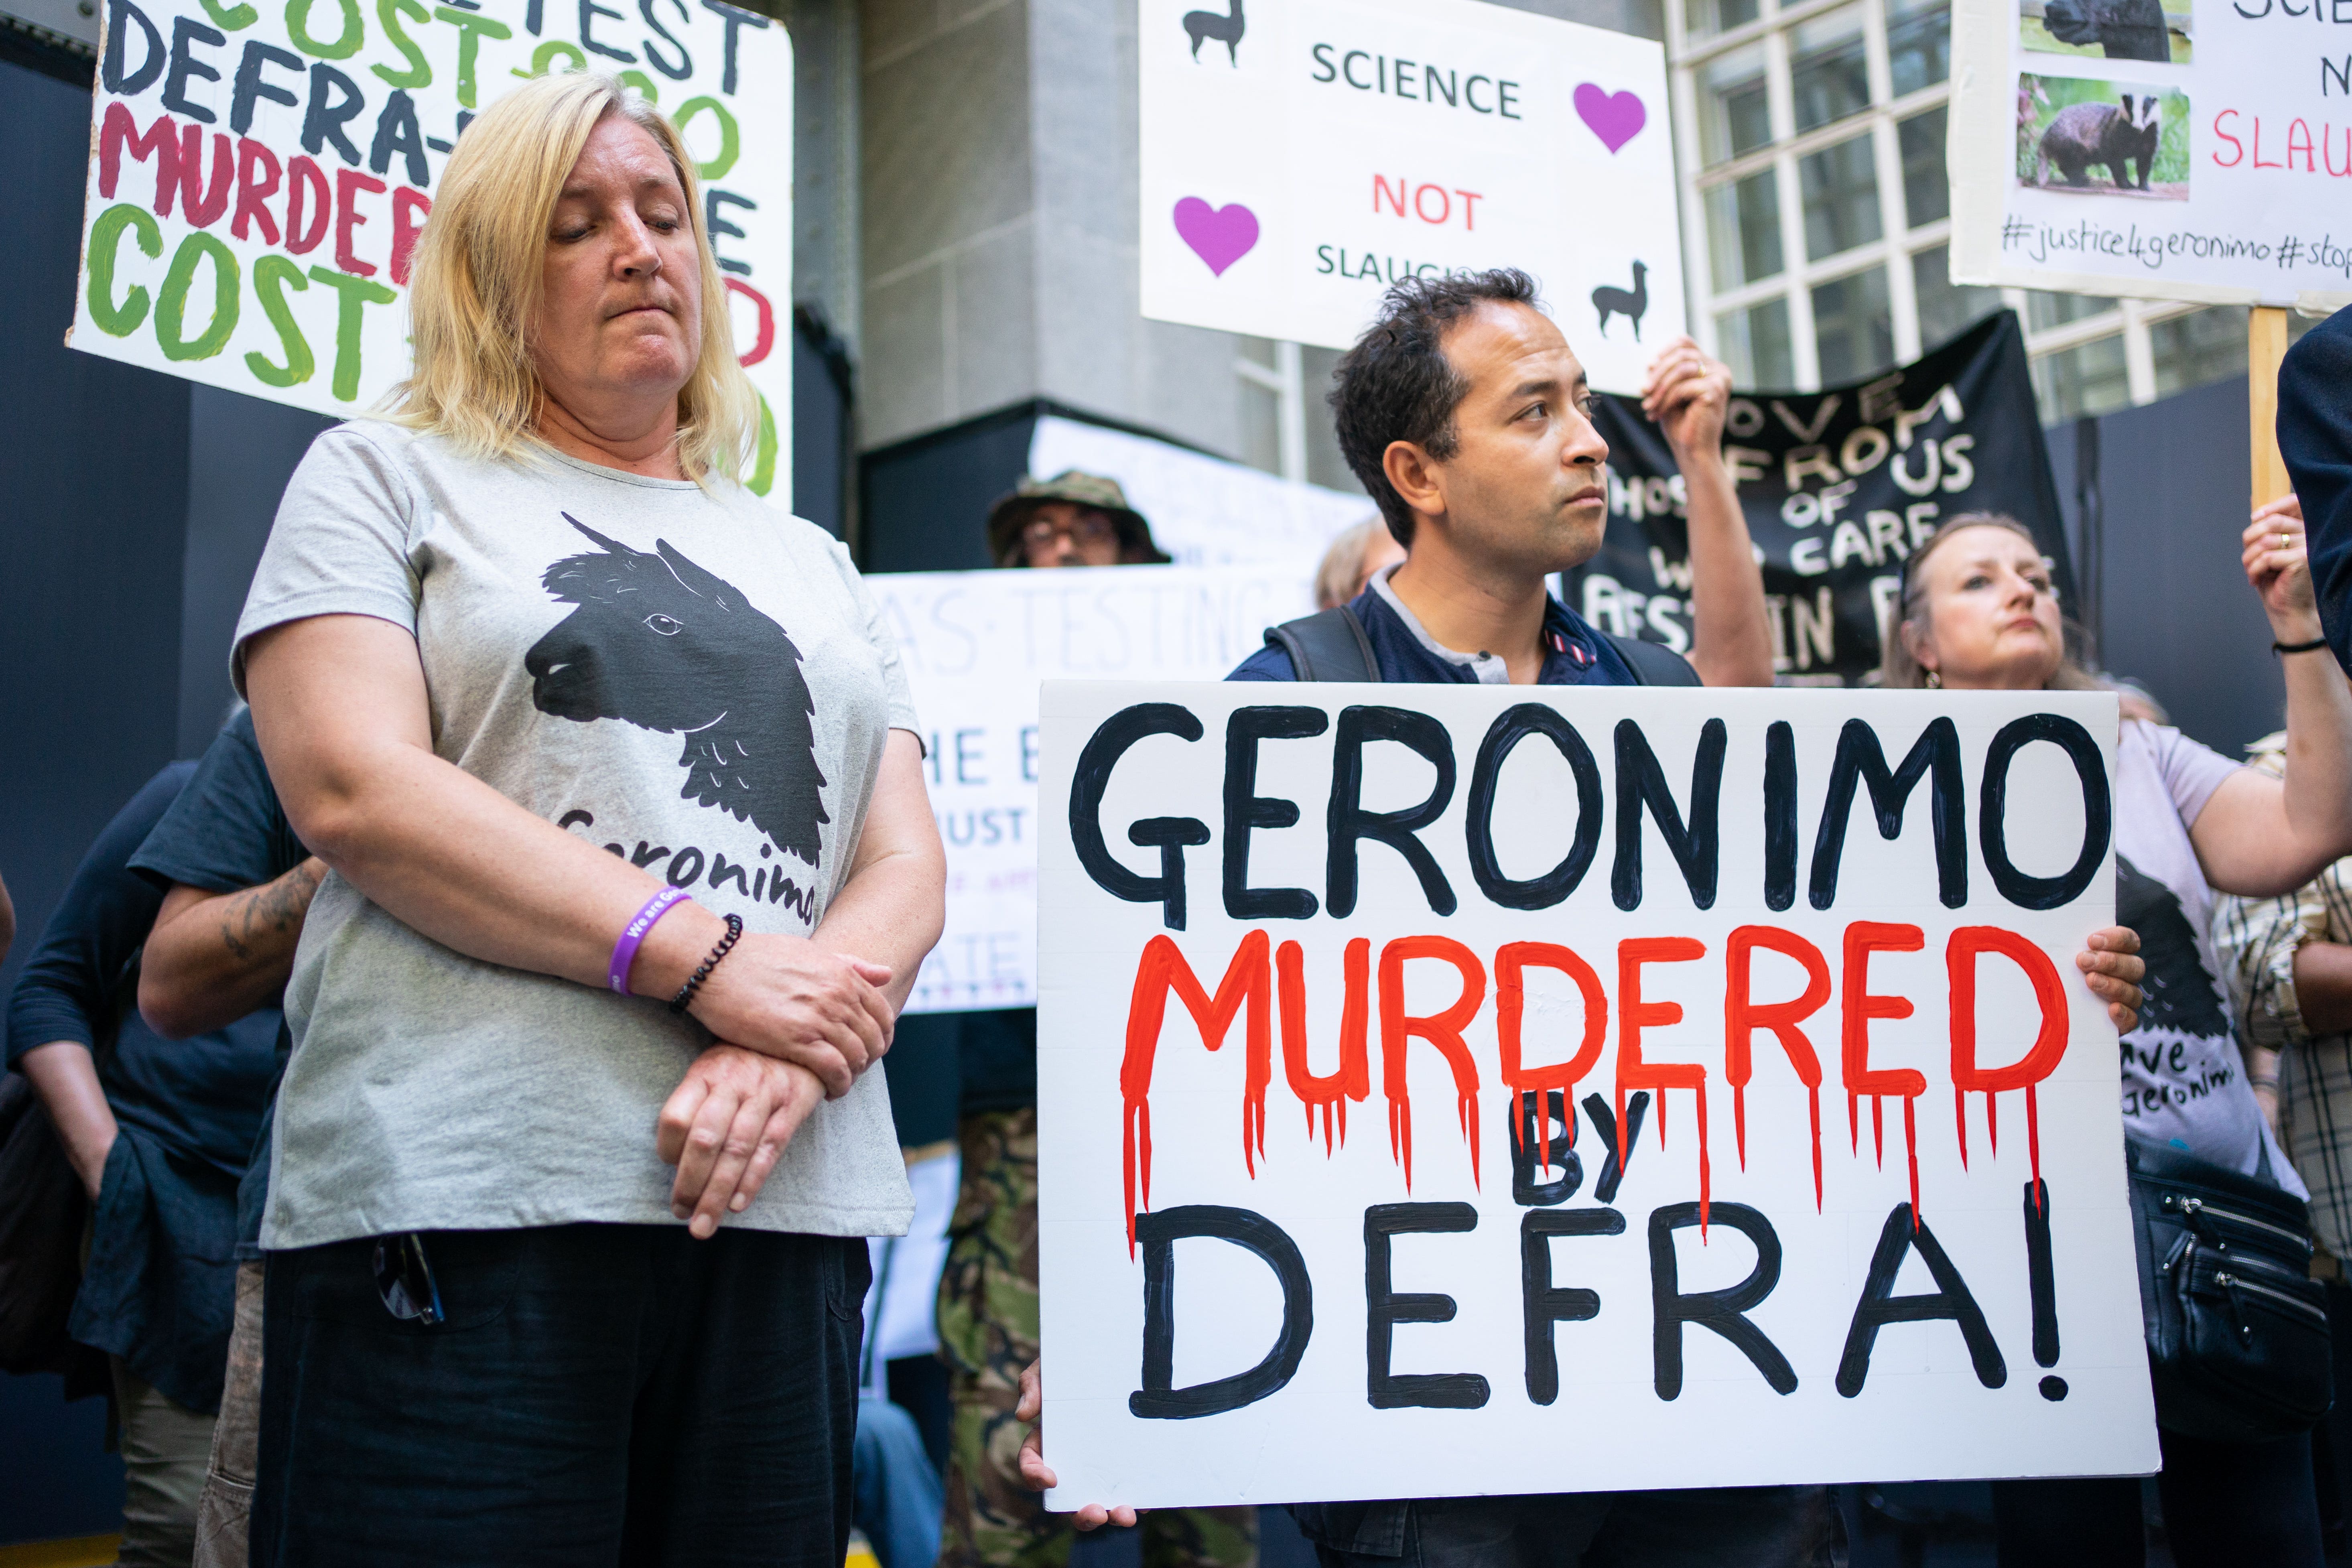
[251,1223,869,1568]
[1291,1486,1842,1568]
[1991,1424,2325,1568]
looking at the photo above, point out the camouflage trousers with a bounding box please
[936,1107,1257,1568]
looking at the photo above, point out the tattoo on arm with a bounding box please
[217,860,324,963]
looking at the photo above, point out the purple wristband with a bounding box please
[610,887,693,995]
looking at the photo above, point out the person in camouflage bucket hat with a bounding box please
[933,1111,1256,1568]
[937,467,1250,1568]
[984,471,1172,569]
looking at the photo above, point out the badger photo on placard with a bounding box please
[2015,77,2188,201]
[1952,0,2352,307]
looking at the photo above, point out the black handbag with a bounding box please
[0,1068,98,1378]
[2129,1139,2334,1443]
[0,953,136,1388]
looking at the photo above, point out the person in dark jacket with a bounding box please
[8,759,284,1565]
[132,703,319,1568]
[2283,307,2352,672]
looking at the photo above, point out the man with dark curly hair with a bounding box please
[1227,268,1771,690]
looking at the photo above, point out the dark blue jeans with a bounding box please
[1991,1425,2325,1568]
[251,1223,869,1568]
[854,1394,944,1568]
[1289,1486,1842,1567]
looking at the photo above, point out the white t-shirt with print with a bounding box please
[234,423,921,1248]
[2114,719,2305,1197]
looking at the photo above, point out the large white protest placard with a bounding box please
[1028,416,1373,569]
[1037,683,2153,1505]
[872,566,1314,1014]
[1138,0,1685,394]
[72,0,794,493]
[1950,0,2352,308]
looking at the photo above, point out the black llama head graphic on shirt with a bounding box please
[526,515,828,865]
[2114,853,2228,1039]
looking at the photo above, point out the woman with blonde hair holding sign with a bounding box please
[1883,503,2352,1568]
[234,73,944,1562]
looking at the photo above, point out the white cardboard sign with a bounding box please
[872,566,1314,1014]
[1137,0,1687,394]
[1028,415,1375,569]
[1950,0,2352,309]
[73,0,794,494]
[1037,683,2153,1506]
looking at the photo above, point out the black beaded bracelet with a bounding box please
[670,912,744,1015]
[2275,636,2332,655]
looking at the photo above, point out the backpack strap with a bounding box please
[1271,607,1700,688]
[1266,606,1381,683]
[1603,632,1702,687]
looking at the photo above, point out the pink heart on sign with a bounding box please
[1173,198,1259,277]
[1574,83,1647,153]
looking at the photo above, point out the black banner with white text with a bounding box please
[1564,313,2072,683]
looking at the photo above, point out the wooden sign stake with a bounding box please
[2251,306,2293,510]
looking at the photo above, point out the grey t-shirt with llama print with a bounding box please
[234,423,920,1249]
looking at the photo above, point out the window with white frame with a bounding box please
[1668,0,2248,415]
[1236,337,1368,496]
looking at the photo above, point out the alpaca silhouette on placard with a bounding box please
[1183,0,1244,64]
[526,515,829,867]
[1591,260,1649,341]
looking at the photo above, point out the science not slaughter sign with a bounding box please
[1949,0,2352,307]
[870,565,1314,1014]
[1136,0,1685,396]
[71,0,794,492]
[1036,683,2152,1506]
[1564,313,2075,685]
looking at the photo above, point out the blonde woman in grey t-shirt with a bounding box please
[1883,507,2352,1568]
[234,75,944,1564]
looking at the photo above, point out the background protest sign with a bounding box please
[1563,313,2075,684]
[1029,414,1373,568]
[1036,682,2151,1505]
[1949,0,2352,309]
[1137,0,1684,395]
[71,0,794,493]
[871,564,1314,1013]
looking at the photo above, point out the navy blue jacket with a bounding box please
[2284,307,2352,671]
[5,766,278,1412]
[131,707,308,1259]
[1229,579,1642,687]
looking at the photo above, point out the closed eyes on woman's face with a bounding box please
[534,116,704,419]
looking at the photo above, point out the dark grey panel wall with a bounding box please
[0,57,190,997]
[2047,374,2284,760]
[858,403,1040,573]
[792,310,852,538]
[178,390,337,756]
[0,43,162,1546]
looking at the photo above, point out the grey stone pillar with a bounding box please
[859,0,1247,455]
